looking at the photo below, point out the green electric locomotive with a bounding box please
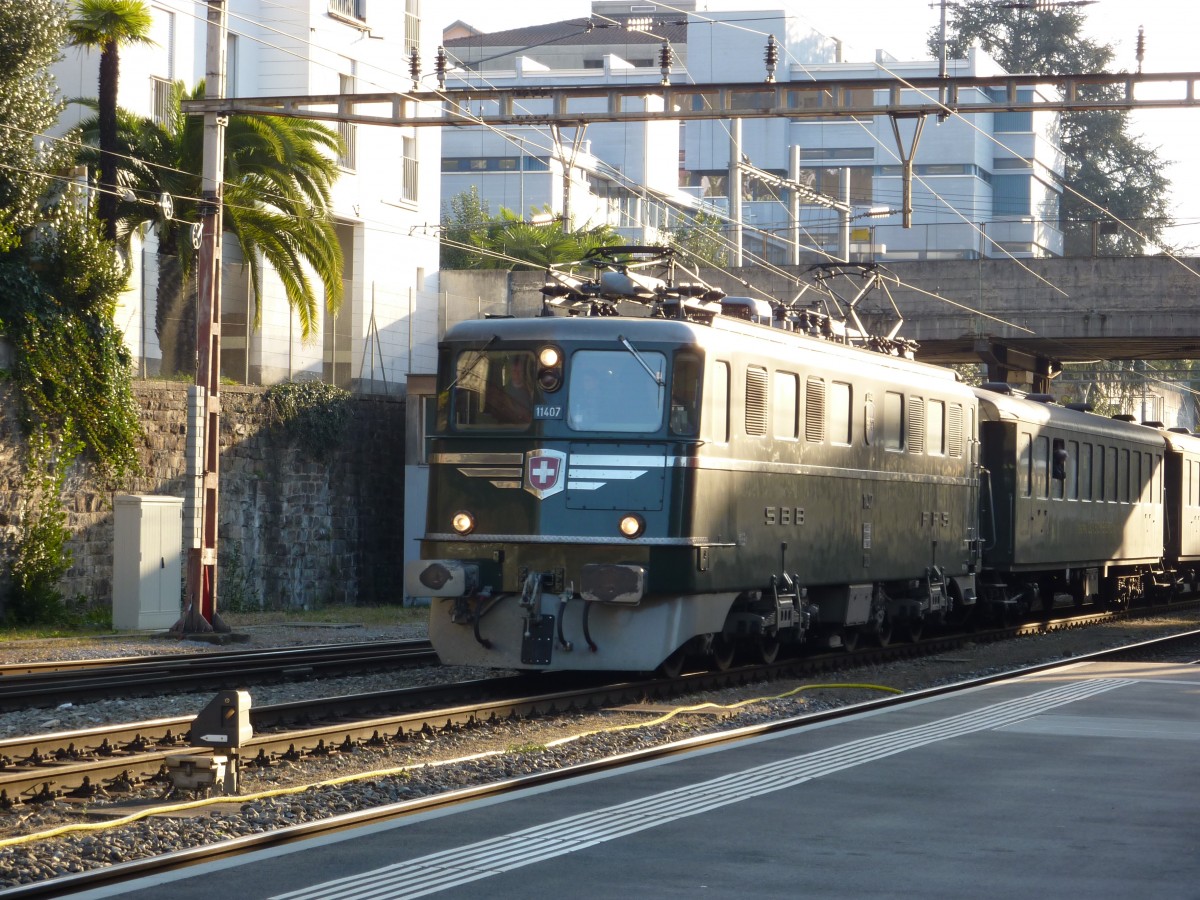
[406,303,983,673]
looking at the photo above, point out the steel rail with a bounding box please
[0,640,437,710]
[5,626,1198,899]
[1,598,1195,810]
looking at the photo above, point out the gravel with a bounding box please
[2,608,1199,890]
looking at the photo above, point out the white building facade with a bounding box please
[53,0,443,392]
[444,3,1064,264]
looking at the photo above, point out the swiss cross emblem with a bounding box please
[524,449,567,499]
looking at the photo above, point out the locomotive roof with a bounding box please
[443,314,964,386]
[975,389,1172,446]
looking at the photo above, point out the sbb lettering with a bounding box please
[764,506,805,526]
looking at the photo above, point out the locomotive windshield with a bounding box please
[568,350,666,432]
[451,350,539,429]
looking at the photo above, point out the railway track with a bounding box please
[3,623,1199,899]
[0,639,438,711]
[1,598,1194,812]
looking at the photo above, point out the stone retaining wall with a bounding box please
[0,382,407,613]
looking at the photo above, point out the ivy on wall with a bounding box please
[264,380,352,462]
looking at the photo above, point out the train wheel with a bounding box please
[756,635,780,665]
[711,636,736,672]
[658,647,686,679]
[840,629,860,652]
[901,618,923,643]
[873,618,893,648]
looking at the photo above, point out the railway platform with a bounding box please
[70,660,1200,899]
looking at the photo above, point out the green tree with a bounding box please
[73,81,344,374]
[669,210,729,267]
[930,1,1171,255]
[66,0,154,242]
[440,191,623,269]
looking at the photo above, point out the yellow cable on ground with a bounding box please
[0,682,899,849]
[544,682,901,747]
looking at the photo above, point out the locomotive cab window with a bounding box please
[568,349,666,433]
[452,350,541,430]
[670,353,701,436]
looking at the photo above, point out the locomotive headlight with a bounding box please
[451,510,475,535]
[537,344,563,392]
[619,514,645,538]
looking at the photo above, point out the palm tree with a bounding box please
[66,0,154,242]
[74,81,344,375]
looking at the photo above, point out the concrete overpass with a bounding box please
[466,255,1200,390]
[699,256,1200,389]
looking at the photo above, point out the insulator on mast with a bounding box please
[436,45,448,90]
[659,41,673,85]
[764,34,778,83]
[1135,26,1145,74]
[409,47,420,91]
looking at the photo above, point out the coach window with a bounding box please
[1034,436,1050,498]
[670,354,702,435]
[1019,432,1032,497]
[1065,440,1078,499]
[1051,437,1066,500]
[927,399,945,456]
[1080,443,1092,500]
[883,391,904,450]
[830,381,852,445]
[773,371,798,439]
[1106,446,1117,501]
[1118,448,1130,502]
[709,360,730,443]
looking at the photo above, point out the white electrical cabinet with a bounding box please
[113,494,183,630]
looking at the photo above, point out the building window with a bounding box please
[338,72,356,170]
[150,76,172,127]
[402,135,418,203]
[405,0,420,53]
[329,0,366,22]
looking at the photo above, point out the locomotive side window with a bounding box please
[927,399,945,456]
[568,349,666,433]
[908,397,926,454]
[948,403,963,457]
[773,371,798,439]
[883,391,904,450]
[805,377,826,443]
[830,381,851,445]
[670,354,701,436]
[452,350,539,430]
[745,366,768,436]
[709,360,730,443]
